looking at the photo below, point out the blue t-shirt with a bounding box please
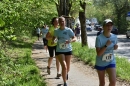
[36,28,40,34]
[41,28,48,38]
[54,27,74,52]
[95,33,117,66]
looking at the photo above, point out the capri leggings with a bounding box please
[47,46,58,57]
[43,38,48,46]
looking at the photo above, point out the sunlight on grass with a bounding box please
[72,42,96,66]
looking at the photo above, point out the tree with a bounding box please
[0,0,58,50]
[79,1,88,47]
[93,0,130,33]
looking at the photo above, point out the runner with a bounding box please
[36,27,41,40]
[46,17,61,78]
[95,19,118,86]
[53,17,76,86]
[74,23,80,41]
[41,25,48,52]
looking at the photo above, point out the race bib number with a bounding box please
[102,53,113,62]
[59,43,68,49]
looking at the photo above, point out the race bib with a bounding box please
[54,38,58,43]
[102,53,113,62]
[59,43,68,49]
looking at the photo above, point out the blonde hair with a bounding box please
[58,16,65,22]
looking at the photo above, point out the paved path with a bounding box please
[31,40,129,86]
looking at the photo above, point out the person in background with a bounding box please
[95,19,118,86]
[97,27,103,36]
[41,25,48,52]
[53,17,76,86]
[46,17,61,78]
[36,27,41,40]
[74,23,80,41]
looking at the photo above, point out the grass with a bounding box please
[0,36,46,86]
[72,42,130,82]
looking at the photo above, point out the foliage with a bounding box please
[116,56,130,81]
[72,42,96,65]
[92,0,130,33]
[0,0,57,50]
[0,36,46,86]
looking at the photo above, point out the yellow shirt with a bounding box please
[47,26,57,46]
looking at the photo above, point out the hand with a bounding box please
[106,40,111,46]
[114,44,118,50]
[65,40,70,44]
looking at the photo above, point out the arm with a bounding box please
[46,32,53,40]
[71,36,76,42]
[114,44,118,50]
[65,36,76,44]
[51,36,56,44]
[96,40,111,56]
[96,47,107,56]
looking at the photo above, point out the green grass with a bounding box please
[0,36,46,86]
[72,42,130,82]
[72,42,96,66]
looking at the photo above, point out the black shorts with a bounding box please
[37,34,40,37]
[47,46,58,57]
[56,51,72,56]
[43,38,48,46]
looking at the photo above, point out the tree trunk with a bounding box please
[55,0,72,27]
[79,1,87,47]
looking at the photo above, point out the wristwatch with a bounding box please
[104,45,107,48]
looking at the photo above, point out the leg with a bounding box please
[57,54,67,83]
[38,34,40,40]
[47,57,53,68]
[56,55,61,77]
[106,68,116,86]
[97,70,105,86]
[43,38,48,52]
[44,46,48,52]
[65,55,72,73]
[37,34,39,40]
[54,46,61,76]
[47,46,54,74]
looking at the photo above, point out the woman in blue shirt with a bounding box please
[95,19,118,86]
[54,17,76,86]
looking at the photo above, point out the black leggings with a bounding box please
[47,46,57,57]
[43,38,48,46]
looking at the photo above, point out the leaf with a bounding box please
[0,18,5,27]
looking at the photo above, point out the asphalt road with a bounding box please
[86,30,130,60]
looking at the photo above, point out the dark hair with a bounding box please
[51,17,57,25]
[42,25,45,28]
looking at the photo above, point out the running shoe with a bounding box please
[47,66,50,75]
[56,73,61,78]
[64,82,67,86]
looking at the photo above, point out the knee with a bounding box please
[62,64,67,71]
